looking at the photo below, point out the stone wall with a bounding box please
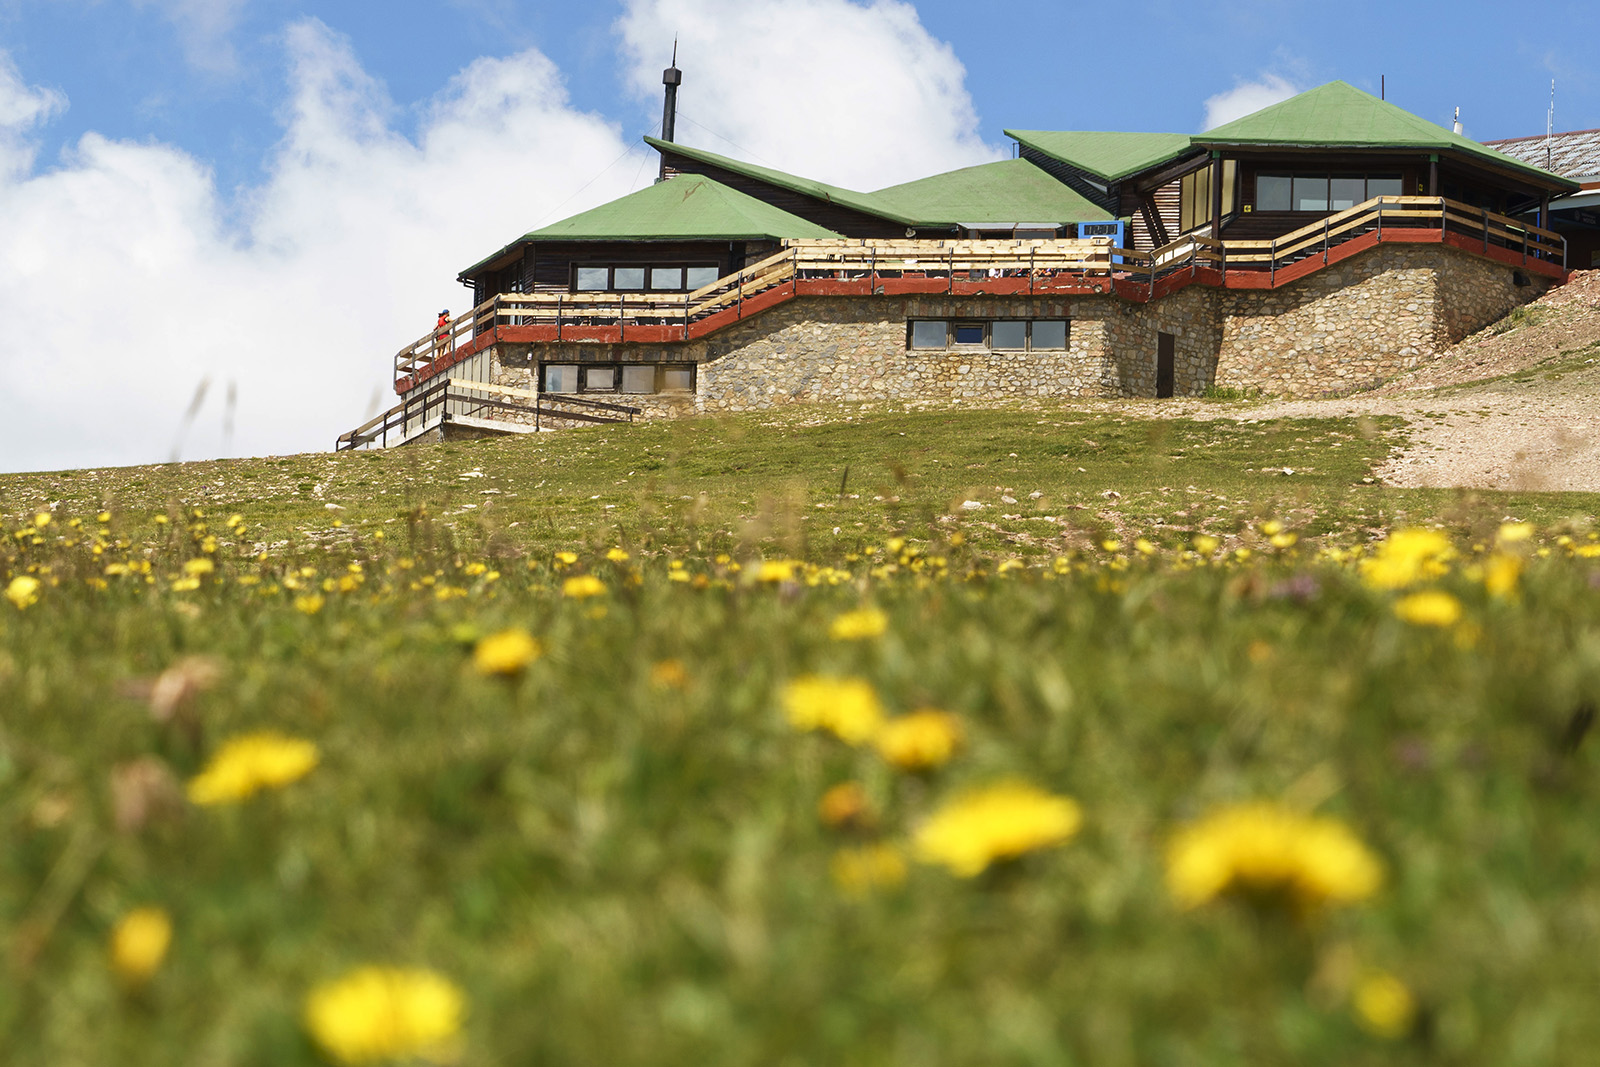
[463,243,1558,424]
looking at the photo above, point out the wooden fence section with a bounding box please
[337,377,639,451]
[390,199,1567,392]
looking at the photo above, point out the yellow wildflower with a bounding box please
[1192,533,1220,555]
[605,548,630,562]
[109,906,172,983]
[552,551,578,569]
[818,781,874,829]
[875,710,963,771]
[913,781,1082,877]
[831,843,908,896]
[781,676,885,745]
[649,658,688,688]
[562,574,605,599]
[294,594,325,616]
[1101,539,1121,552]
[1393,590,1463,628]
[182,558,215,577]
[1260,519,1284,536]
[1134,538,1157,556]
[1269,532,1299,549]
[33,512,51,528]
[6,575,41,609]
[829,607,888,641]
[756,559,799,583]
[304,966,465,1066]
[187,732,320,805]
[1496,521,1534,544]
[1359,528,1455,589]
[1353,971,1417,1039]
[1166,801,1383,912]
[1482,553,1522,598]
[473,628,541,676]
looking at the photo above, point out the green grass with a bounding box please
[3,403,1600,1066]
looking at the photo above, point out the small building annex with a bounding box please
[339,78,1578,449]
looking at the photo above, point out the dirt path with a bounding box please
[1186,270,1600,492]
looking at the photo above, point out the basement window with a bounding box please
[953,322,987,345]
[906,319,1070,352]
[541,363,696,395]
[1031,321,1068,349]
[661,365,695,392]
[991,320,1028,350]
[910,321,948,348]
[621,365,656,393]
[582,366,618,392]
[543,364,579,393]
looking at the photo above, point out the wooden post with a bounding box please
[1324,216,1330,264]
[1428,157,1438,196]
[1210,153,1224,239]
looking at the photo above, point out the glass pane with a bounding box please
[621,365,655,394]
[543,364,578,393]
[1031,320,1067,349]
[910,321,947,348]
[1330,177,1365,211]
[582,366,617,392]
[685,266,720,290]
[1292,176,1328,212]
[650,267,683,290]
[661,366,694,392]
[1221,160,1237,215]
[613,267,645,290]
[575,267,608,291]
[953,323,986,345]
[991,321,1027,349]
[1367,176,1403,198]
[1257,175,1291,211]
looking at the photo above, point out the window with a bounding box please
[953,322,986,345]
[910,321,948,348]
[685,266,720,290]
[662,365,695,392]
[612,266,646,290]
[1257,174,1407,212]
[650,267,683,290]
[582,366,618,392]
[575,268,609,292]
[543,364,579,393]
[571,263,723,293]
[621,365,655,394]
[991,321,1028,350]
[1031,321,1068,349]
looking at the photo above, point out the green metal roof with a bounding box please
[526,174,841,241]
[1196,81,1579,191]
[1003,130,1197,182]
[644,135,923,225]
[869,158,1112,225]
[459,175,840,277]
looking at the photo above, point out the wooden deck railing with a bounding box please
[337,376,640,450]
[391,199,1566,388]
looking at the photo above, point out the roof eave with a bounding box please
[1192,137,1579,192]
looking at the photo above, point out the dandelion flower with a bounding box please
[6,575,41,609]
[1482,553,1522,598]
[1166,802,1382,913]
[913,781,1082,876]
[649,658,688,688]
[1359,528,1455,590]
[757,559,799,583]
[875,710,963,771]
[1353,971,1417,1039]
[304,966,465,1066]
[605,548,630,562]
[473,628,541,676]
[781,676,885,745]
[562,574,605,599]
[183,558,215,577]
[831,844,907,896]
[294,594,325,616]
[818,781,873,829]
[1496,521,1534,544]
[829,607,888,641]
[1393,590,1463,628]
[187,732,319,805]
[1192,533,1220,555]
[109,906,172,983]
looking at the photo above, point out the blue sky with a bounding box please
[0,0,1595,473]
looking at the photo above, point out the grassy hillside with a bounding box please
[3,403,1599,1066]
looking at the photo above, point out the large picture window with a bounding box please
[907,319,1069,352]
[1256,173,1404,212]
[569,263,721,293]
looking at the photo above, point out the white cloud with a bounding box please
[0,53,66,178]
[614,0,1002,190]
[1201,74,1302,131]
[0,23,643,472]
[129,0,250,73]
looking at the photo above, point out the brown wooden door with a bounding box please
[1156,333,1175,398]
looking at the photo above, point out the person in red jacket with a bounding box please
[434,310,452,353]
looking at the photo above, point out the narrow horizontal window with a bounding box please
[574,268,608,291]
[543,364,578,393]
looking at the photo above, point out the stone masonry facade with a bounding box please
[475,243,1553,421]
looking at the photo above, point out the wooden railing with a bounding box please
[391,200,1566,388]
[337,377,640,450]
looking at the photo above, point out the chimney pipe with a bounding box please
[659,49,681,181]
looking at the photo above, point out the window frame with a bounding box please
[569,262,723,294]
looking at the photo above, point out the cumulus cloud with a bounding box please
[0,23,642,472]
[0,54,66,178]
[131,0,250,73]
[615,0,1002,190]
[1201,73,1302,131]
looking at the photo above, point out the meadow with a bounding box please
[3,402,1599,1066]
